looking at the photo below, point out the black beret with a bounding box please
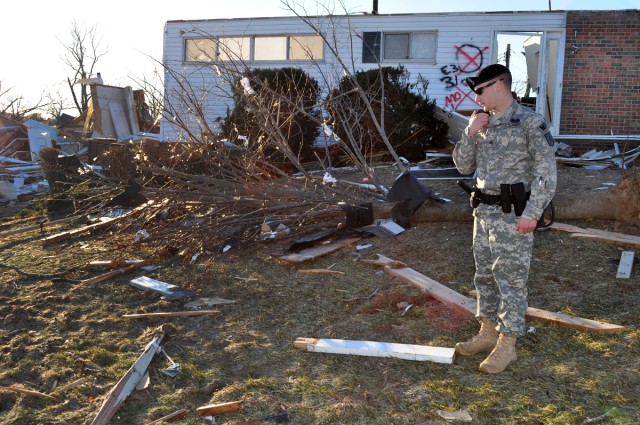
[466,64,511,93]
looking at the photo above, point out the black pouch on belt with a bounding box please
[511,182,527,216]
[500,184,512,213]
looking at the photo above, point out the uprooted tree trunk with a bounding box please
[372,170,640,228]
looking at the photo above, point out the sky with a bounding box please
[1,0,638,112]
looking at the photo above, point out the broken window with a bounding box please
[362,32,381,63]
[383,32,437,62]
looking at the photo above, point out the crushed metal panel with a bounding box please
[434,105,468,143]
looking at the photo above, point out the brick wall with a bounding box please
[561,10,640,136]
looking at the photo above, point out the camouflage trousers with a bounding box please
[472,207,534,337]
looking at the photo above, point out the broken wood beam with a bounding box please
[122,310,220,319]
[279,236,362,263]
[0,215,80,238]
[88,259,145,268]
[0,386,60,402]
[91,332,164,425]
[196,400,243,416]
[299,268,345,276]
[551,222,640,247]
[365,254,626,334]
[145,408,189,424]
[43,216,121,246]
[80,259,150,285]
[42,202,151,246]
[294,337,456,364]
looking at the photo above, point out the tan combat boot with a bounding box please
[454,318,499,356]
[479,334,517,374]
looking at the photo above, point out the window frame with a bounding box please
[381,31,438,63]
[184,34,324,64]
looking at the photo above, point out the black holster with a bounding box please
[511,182,527,217]
[500,184,512,214]
[470,186,481,208]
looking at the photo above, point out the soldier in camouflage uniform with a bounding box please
[452,64,557,374]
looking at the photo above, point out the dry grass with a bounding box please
[0,165,639,424]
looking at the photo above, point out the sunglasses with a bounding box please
[474,78,503,95]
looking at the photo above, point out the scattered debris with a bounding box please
[551,222,640,247]
[184,297,237,308]
[364,254,626,333]
[122,310,220,319]
[616,251,635,279]
[80,259,151,285]
[91,332,164,425]
[0,386,60,402]
[294,337,456,364]
[436,409,473,422]
[279,236,362,263]
[196,400,243,416]
[145,408,190,424]
[129,276,196,299]
[299,268,345,276]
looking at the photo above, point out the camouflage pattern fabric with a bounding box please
[473,209,533,336]
[453,100,557,220]
[453,100,557,337]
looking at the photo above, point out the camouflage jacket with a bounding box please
[453,100,557,220]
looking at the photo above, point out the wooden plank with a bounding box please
[365,254,626,334]
[616,251,635,279]
[145,408,189,424]
[279,236,361,263]
[196,400,243,416]
[550,222,640,247]
[0,386,60,402]
[295,337,455,364]
[525,307,626,333]
[299,269,345,275]
[91,333,164,425]
[0,215,79,238]
[88,259,145,268]
[122,310,220,319]
[80,259,150,285]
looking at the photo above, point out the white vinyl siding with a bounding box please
[162,12,566,141]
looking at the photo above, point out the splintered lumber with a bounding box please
[616,251,635,279]
[0,215,79,238]
[91,333,164,425]
[0,386,60,402]
[146,408,189,424]
[196,400,243,416]
[43,216,121,246]
[550,222,640,247]
[299,268,345,276]
[365,254,625,334]
[80,259,150,285]
[122,310,220,319]
[295,338,456,364]
[279,236,362,263]
[42,202,151,246]
[88,259,145,268]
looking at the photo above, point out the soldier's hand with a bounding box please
[516,217,537,234]
[467,110,489,136]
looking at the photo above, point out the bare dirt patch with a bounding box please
[0,165,638,424]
